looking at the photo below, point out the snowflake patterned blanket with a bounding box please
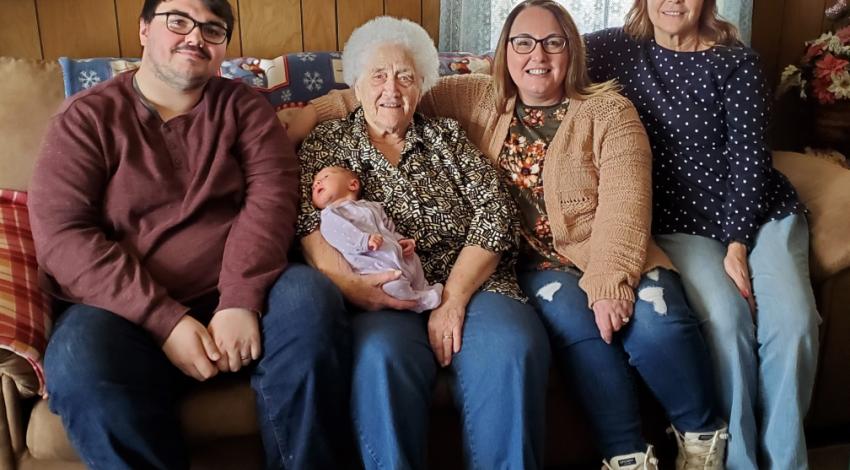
[58,52,492,107]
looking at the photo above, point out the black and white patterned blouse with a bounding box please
[585,28,804,247]
[297,107,524,301]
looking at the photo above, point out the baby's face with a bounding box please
[312,167,358,209]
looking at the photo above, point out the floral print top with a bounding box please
[498,99,575,272]
[297,107,524,301]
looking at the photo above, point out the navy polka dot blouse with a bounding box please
[585,28,803,247]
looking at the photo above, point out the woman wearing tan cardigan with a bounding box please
[290,1,727,468]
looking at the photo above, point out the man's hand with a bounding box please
[591,299,634,344]
[162,316,221,381]
[427,299,466,367]
[724,241,756,317]
[339,271,419,311]
[368,234,384,251]
[208,308,262,373]
[399,238,416,258]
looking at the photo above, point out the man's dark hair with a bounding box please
[140,0,235,43]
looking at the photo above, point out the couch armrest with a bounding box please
[807,267,850,432]
[0,351,39,399]
[0,350,38,469]
[1,373,27,470]
[773,151,850,280]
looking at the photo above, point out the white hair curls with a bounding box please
[342,16,439,93]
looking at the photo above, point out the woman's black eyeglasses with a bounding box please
[508,34,568,54]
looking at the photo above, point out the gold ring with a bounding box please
[442,334,453,339]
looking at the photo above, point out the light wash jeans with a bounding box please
[45,263,354,470]
[656,214,820,470]
[350,290,550,470]
[518,267,722,459]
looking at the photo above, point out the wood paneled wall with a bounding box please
[0,0,834,86]
[752,0,834,88]
[0,0,440,60]
[751,0,839,150]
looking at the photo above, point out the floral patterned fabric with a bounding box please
[498,100,575,272]
[297,108,524,301]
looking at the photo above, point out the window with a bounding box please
[489,0,631,49]
[440,0,633,53]
[439,0,752,53]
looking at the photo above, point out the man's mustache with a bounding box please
[173,45,210,60]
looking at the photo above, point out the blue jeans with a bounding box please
[44,263,352,470]
[350,291,550,470]
[518,267,720,459]
[656,214,820,470]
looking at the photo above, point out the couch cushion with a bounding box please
[0,190,51,397]
[27,373,257,461]
[0,58,64,191]
[773,151,850,280]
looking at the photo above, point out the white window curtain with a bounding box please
[438,0,753,53]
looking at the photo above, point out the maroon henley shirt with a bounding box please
[29,71,299,343]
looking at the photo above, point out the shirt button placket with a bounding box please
[163,125,183,169]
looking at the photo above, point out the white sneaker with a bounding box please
[671,425,729,470]
[602,445,659,470]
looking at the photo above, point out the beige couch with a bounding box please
[2,55,850,469]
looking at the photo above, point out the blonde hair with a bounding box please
[623,0,740,46]
[492,0,619,113]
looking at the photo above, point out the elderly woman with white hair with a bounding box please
[296,16,550,469]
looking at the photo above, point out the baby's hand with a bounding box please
[399,238,416,257]
[368,234,383,251]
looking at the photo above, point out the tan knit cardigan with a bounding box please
[311,73,674,305]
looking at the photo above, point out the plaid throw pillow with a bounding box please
[0,190,51,395]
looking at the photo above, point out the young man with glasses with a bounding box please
[28,0,353,468]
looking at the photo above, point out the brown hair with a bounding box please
[623,0,740,46]
[141,0,234,43]
[492,0,619,113]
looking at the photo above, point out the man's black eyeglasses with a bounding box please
[153,12,229,45]
[508,34,568,54]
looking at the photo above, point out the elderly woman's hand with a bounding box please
[339,270,420,312]
[591,299,634,344]
[277,105,318,144]
[428,298,466,367]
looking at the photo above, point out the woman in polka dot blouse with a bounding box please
[585,1,820,468]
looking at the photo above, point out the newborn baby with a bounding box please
[312,166,443,312]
